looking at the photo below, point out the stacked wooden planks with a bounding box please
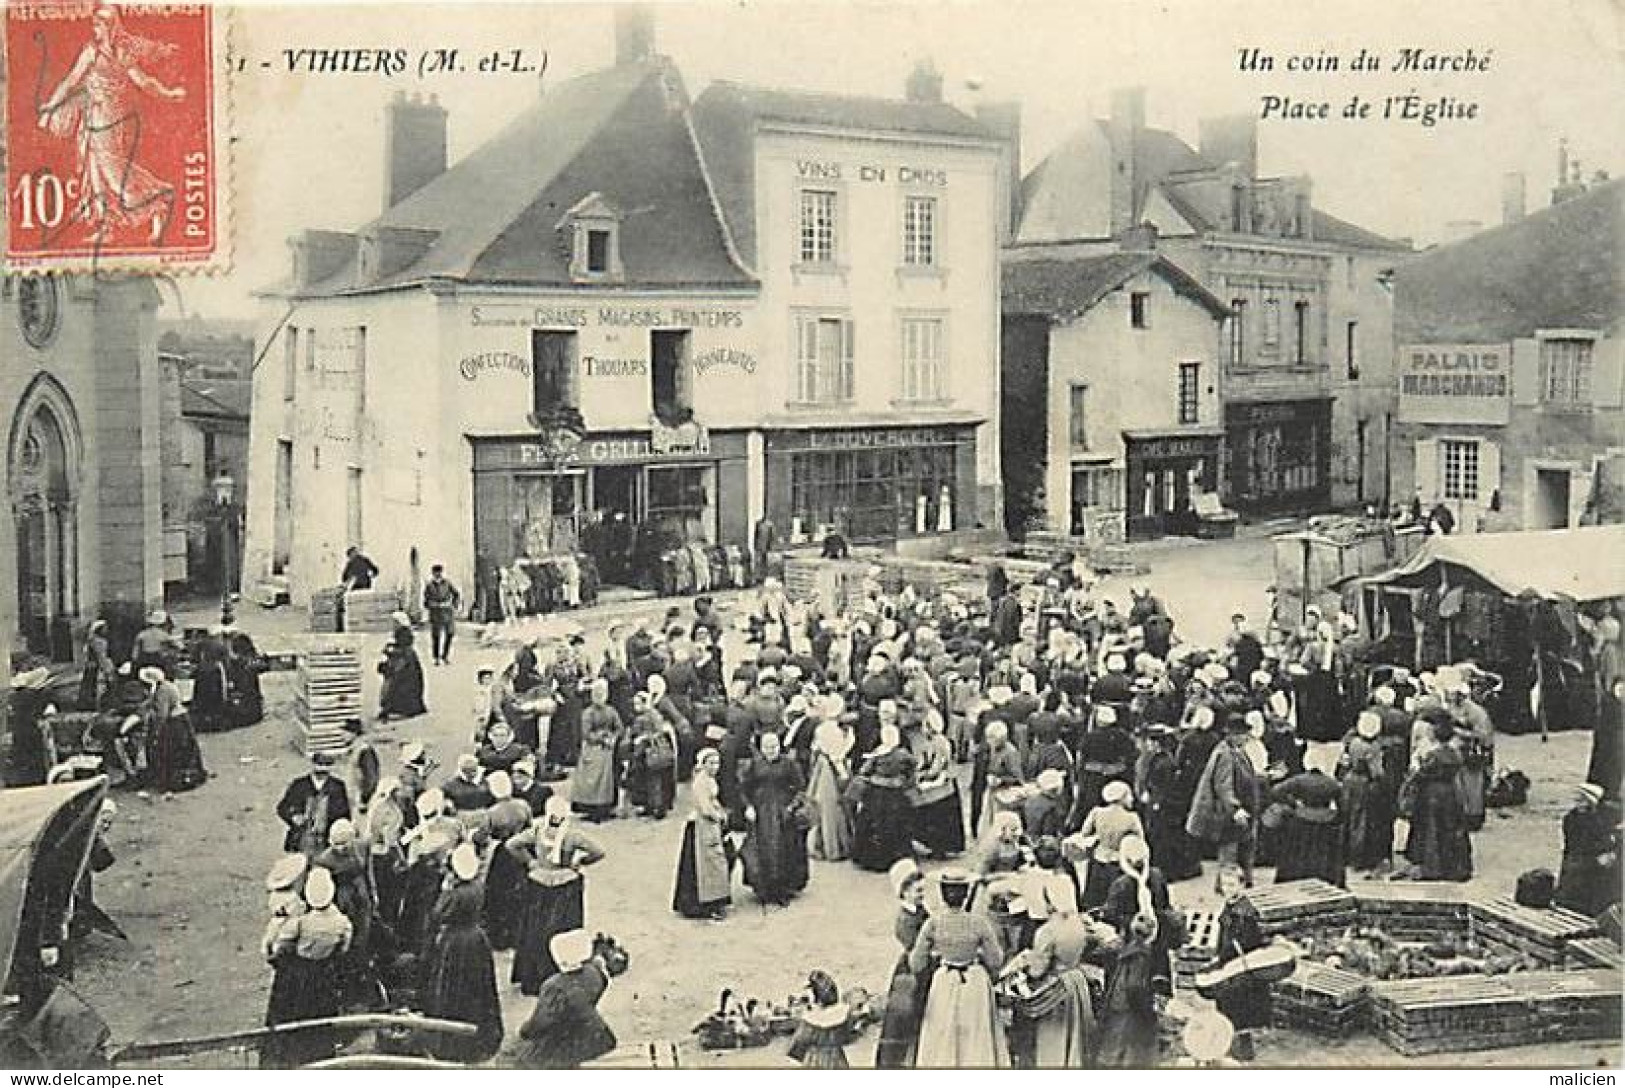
[1370,969,1622,1056]
[1348,881,1475,940]
[1271,961,1371,1037]
[1565,937,1625,971]
[1469,897,1599,967]
[308,586,345,633]
[1239,879,1359,938]
[782,558,872,613]
[342,588,406,633]
[294,641,364,757]
[1175,908,1221,986]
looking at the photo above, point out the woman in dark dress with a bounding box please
[1270,759,1346,887]
[1403,717,1474,881]
[1212,868,1270,1061]
[262,868,351,1068]
[190,638,231,734]
[378,628,428,720]
[1094,913,1161,1069]
[875,859,930,1068]
[852,725,919,872]
[481,771,535,951]
[507,797,606,995]
[507,929,616,1069]
[424,844,505,1063]
[909,712,966,858]
[739,732,810,905]
[5,670,53,787]
[227,631,267,727]
[1135,725,1198,880]
[547,643,589,769]
[140,667,207,793]
[78,620,114,711]
[1101,836,1175,991]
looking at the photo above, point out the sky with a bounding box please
[173,0,1625,319]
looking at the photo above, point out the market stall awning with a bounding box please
[0,779,107,990]
[1364,524,1625,602]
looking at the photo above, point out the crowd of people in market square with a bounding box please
[242,543,1622,1068]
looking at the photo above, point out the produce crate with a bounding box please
[308,586,344,633]
[1369,969,1622,1056]
[1469,897,1599,967]
[1272,961,1370,1037]
[341,588,406,633]
[781,557,872,613]
[1174,908,1221,984]
[1565,937,1625,971]
[1239,879,1359,938]
[1349,881,1475,940]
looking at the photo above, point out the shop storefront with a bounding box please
[1223,397,1332,513]
[764,424,978,543]
[1123,428,1225,540]
[471,428,749,591]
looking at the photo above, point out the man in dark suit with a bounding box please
[276,750,352,855]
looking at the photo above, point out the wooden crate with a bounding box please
[1240,879,1359,937]
[1370,969,1622,1056]
[1349,881,1475,940]
[1470,897,1599,967]
[1566,937,1625,971]
[295,643,364,756]
[1174,908,1221,984]
[1272,961,1371,1037]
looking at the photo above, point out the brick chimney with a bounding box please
[906,59,944,104]
[975,101,1021,241]
[614,5,655,65]
[1501,172,1526,224]
[1107,87,1145,238]
[383,91,447,211]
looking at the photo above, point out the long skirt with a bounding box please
[148,714,207,792]
[912,787,966,857]
[1406,788,1473,881]
[1274,817,1345,887]
[572,741,619,815]
[913,964,1008,1069]
[1028,969,1095,1069]
[875,957,930,1068]
[673,818,732,917]
[482,845,527,951]
[806,757,853,861]
[626,754,676,818]
[853,785,914,872]
[1342,775,1392,871]
[261,954,342,1068]
[425,924,505,1063]
[512,879,585,995]
[1082,858,1119,911]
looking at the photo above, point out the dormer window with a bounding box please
[559,192,623,283]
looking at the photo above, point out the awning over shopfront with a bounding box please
[1364,524,1625,603]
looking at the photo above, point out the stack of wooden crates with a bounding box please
[295,640,363,757]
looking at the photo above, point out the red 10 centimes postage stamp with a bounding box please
[5,1,227,273]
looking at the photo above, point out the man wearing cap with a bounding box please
[423,564,463,666]
[277,751,352,855]
[1186,714,1263,890]
[341,546,379,591]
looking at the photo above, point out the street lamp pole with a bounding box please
[212,471,239,628]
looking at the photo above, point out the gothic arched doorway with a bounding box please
[9,379,82,660]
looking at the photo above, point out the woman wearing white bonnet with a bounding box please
[260,862,351,1068]
[510,929,617,1068]
[482,769,535,951]
[875,858,929,1067]
[421,842,506,1062]
[1073,779,1144,910]
[1012,871,1098,1069]
[505,794,606,996]
[1340,711,1391,873]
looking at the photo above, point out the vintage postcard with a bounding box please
[0,0,1620,1076]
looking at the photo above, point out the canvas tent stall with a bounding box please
[1361,525,1625,732]
[1272,516,1425,628]
[0,778,112,1068]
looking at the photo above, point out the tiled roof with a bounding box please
[1001,251,1229,321]
[180,379,251,420]
[1395,179,1623,342]
[692,82,992,266]
[1310,208,1410,252]
[279,59,753,296]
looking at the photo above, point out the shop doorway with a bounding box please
[589,466,641,585]
[1534,468,1571,529]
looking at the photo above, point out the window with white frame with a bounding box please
[1178,363,1201,424]
[899,316,944,401]
[1441,438,1479,501]
[902,195,937,266]
[799,190,838,265]
[795,314,854,404]
[1540,338,1594,405]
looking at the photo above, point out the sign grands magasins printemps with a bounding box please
[1397,343,1511,425]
